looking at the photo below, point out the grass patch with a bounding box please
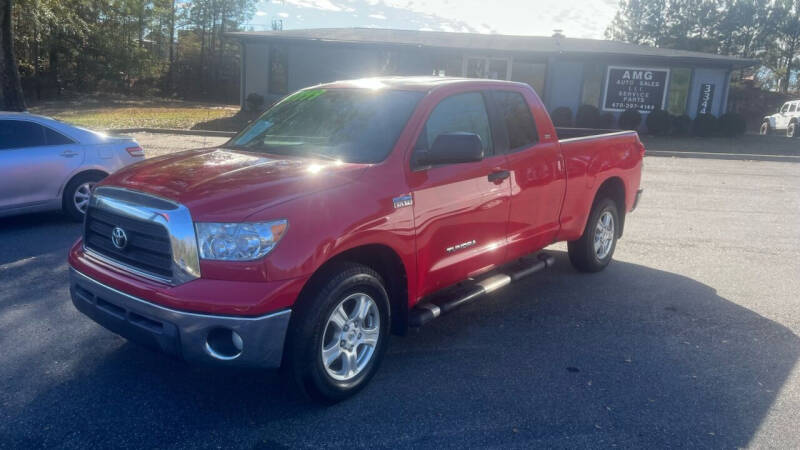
[49,106,237,130]
[29,96,239,130]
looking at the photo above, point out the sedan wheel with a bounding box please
[73,182,96,215]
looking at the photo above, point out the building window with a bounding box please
[464,56,511,80]
[269,45,288,95]
[432,54,462,77]
[667,68,691,115]
[511,60,547,96]
[581,63,605,107]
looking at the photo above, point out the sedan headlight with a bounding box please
[195,220,288,261]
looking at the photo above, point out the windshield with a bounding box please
[227,88,424,163]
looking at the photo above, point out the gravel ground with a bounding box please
[0,136,799,448]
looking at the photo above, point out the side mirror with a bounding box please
[416,132,483,166]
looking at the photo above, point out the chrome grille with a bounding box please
[83,187,201,285]
[85,207,173,279]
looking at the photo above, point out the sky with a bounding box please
[249,0,621,39]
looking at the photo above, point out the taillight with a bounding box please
[126,146,144,157]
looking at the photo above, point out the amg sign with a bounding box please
[603,66,670,113]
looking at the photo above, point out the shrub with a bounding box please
[551,106,573,127]
[618,108,642,131]
[575,104,601,128]
[645,108,671,135]
[718,112,747,137]
[598,112,616,129]
[246,93,265,112]
[693,113,719,137]
[670,114,691,136]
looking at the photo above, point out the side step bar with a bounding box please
[408,253,555,327]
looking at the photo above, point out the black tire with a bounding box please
[283,262,390,403]
[760,121,771,135]
[788,122,798,138]
[568,197,619,273]
[62,172,105,221]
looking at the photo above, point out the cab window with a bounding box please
[790,103,797,113]
[781,103,790,113]
[491,90,539,151]
[415,92,493,157]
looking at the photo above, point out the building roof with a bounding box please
[315,76,526,91]
[227,27,757,68]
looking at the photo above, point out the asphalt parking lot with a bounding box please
[1,136,799,448]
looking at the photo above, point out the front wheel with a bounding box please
[787,122,798,138]
[568,197,619,273]
[283,262,390,403]
[760,121,771,135]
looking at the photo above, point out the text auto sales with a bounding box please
[604,68,668,112]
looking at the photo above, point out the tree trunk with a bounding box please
[0,0,25,111]
[167,0,175,91]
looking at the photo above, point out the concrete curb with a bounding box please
[107,128,236,137]
[646,150,800,163]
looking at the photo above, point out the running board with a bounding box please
[408,253,555,327]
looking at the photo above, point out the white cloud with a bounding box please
[283,0,344,12]
[278,12,289,17]
[368,13,387,19]
[256,10,267,16]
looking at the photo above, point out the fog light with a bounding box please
[205,328,243,360]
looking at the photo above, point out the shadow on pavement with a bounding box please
[1,244,797,447]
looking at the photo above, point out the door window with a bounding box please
[416,92,493,158]
[781,103,790,113]
[0,120,46,150]
[790,103,797,113]
[492,91,539,151]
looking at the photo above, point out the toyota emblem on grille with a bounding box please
[111,226,128,250]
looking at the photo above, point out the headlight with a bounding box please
[195,220,288,261]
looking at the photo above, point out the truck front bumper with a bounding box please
[70,268,291,368]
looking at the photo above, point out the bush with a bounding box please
[246,93,265,112]
[598,112,616,129]
[575,104,601,128]
[551,106,573,127]
[670,114,691,136]
[618,108,642,130]
[693,113,719,137]
[645,108,671,135]
[718,112,747,137]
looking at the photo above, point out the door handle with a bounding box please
[60,150,79,158]
[487,170,510,183]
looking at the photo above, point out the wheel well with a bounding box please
[594,177,626,238]
[300,244,409,335]
[61,169,108,198]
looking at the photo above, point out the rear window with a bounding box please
[228,88,424,163]
[492,91,538,151]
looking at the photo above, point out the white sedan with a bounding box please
[0,112,145,220]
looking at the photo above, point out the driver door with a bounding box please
[407,91,511,297]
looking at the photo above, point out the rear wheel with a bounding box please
[283,262,390,403]
[760,121,771,135]
[63,172,105,221]
[568,197,619,273]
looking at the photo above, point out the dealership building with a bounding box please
[227,28,756,120]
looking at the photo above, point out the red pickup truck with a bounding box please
[69,77,643,402]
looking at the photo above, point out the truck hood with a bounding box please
[104,147,370,221]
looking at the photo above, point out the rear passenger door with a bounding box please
[408,91,512,297]
[487,89,566,260]
[0,119,84,210]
